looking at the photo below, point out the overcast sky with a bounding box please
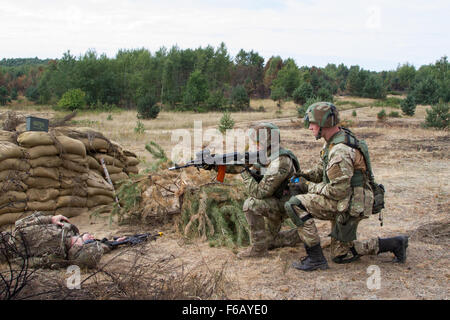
[1,0,448,71]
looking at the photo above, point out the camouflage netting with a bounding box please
[0,127,140,229]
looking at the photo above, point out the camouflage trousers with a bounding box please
[291,193,379,259]
[243,196,299,249]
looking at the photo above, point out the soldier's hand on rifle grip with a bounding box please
[288,176,309,195]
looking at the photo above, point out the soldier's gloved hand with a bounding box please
[202,164,216,171]
[51,215,70,227]
[288,176,309,194]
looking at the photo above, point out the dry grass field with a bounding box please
[1,97,449,300]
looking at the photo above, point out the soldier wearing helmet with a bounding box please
[285,102,408,271]
[236,122,302,258]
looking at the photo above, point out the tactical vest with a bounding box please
[321,127,385,214]
[273,148,300,199]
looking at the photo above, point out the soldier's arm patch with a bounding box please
[327,163,343,181]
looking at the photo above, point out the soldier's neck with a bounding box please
[324,127,341,143]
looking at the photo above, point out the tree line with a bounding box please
[0,43,448,114]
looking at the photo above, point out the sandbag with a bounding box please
[105,165,123,174]
[87,156,102,171]
[87,195,114,208]
[29,156,63,168]
[17,131,54,147]
[0,201,27,215]
[0,158,30,171]
[0,142,24,161]
[59,187,88,197]
[59,167,88,179]
[126,156,140,166]
[62,160,88,173]
[0,170,28,181]
[86,171,113,190]
[55,135,86,157]
[94,154,125,168]
[55,207,88,218]
[60,177,88,189]
[110,172,129,184]
[0,180,28,192]
[24,177,60,189]
[0,191,27,206]
[27,200,56,211]
[87,187,114,198]
[27,145,59,159]
[60,153,86,163]
[123,150,137,158]
[80,137,110,151]
[0,130,17,143]
[30,167,60,180]
[0,212,30,227]
[56,196,87,208]
[125,166,139,175]
[26,188,59,202]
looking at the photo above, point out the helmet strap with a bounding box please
[315,127,322,140]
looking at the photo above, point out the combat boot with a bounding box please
[237,243,268,259]
[267,228,301,250]
[292,244,329,271]
[378,236,409,263]
[291,244,310,269]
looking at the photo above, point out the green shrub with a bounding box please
[258,105,265,112]
[352,110,357,117]
[107,114,113,120]
[388,111,401,118]
[218,111,235,134]
[137,94,160,119]
[297,104,308,118]
[25,86,39,102]
[377,109,387,121]
[0,86,8,106]
[231,85,250,110]
[304,96,322,108]
[270,86,287,103]
[10,88,18,100]
[424,102,449,129]
[292,82,313,105]
[58,88,86,111]
[134,120,145,134]
[206,91,225,110]
[401,95,416,116]
[317,87,334,102]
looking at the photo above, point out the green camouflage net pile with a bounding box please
[178,182,250,248]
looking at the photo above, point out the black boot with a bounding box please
[292,244,310,269]
[292,244,329,271]
[378,236,409,263]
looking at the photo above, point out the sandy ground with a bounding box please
[2,101,449,299]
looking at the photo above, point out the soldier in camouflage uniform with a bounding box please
[235,122,302,258]
[0,211,114,269]
[285,102,408,271]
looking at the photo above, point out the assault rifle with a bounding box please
[85,232,163,249]
[169,149,268,182]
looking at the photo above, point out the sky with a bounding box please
[0,0,449,71]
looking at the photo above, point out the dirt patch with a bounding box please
[357,132,383,140]
[392,137,450,155]
[357,120,421,129]
[410,219,450,246]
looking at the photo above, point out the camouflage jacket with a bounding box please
[302,130,373,215]
[241,153,296,200]
[2,212,105,269]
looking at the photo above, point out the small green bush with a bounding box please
[352,110,357,117]
[107,114,113,120]
[218,111,235,134]
[297,104,308,118]
[258,105,265,112]
[377,109,387,121]
[424,102,449,129]
[231,85,250,110]
[10,88,18,100]
[317,87,334,102]
[58,88,86,111]
[137,94,160,119]
[401,95,416,116]
[388,111,401,118]
[292,82,313,105]
[134,120,145,134]
[0,86,8,106]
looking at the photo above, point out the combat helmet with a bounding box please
[249,122,281,148]
[304,102,340,139]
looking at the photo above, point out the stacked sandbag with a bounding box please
[123,150,140,175]
[86,170,115,209]
[0,141,29,226]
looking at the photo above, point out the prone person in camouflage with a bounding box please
[285,102,408,271]
[235,123,302,259]
[0,211,123,269]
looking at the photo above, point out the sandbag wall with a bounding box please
[0,128,140,227]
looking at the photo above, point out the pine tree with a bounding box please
[218,111,235,134]
[401,95,416,116]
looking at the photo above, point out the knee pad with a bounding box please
[284,197,312,227]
